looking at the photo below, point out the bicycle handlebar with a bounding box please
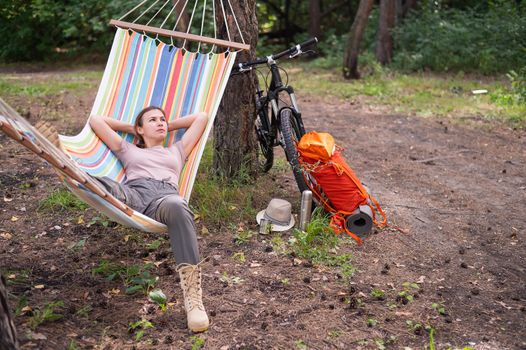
[234,37,318,71]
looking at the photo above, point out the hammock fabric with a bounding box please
[0,28,237,233]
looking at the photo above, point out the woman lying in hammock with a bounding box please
[89,107,209,332]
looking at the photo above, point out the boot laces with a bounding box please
[178,264,205,311]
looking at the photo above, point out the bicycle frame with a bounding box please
[256,57,305,147]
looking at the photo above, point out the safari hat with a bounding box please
[256,198,295,232]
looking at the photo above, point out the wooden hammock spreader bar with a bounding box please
[109,19,251,51]
[0,120,133,216]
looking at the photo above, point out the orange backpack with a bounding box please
[298,132,387,244]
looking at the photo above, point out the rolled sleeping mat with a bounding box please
[345,204,373,235]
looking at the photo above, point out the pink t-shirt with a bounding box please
[115,140,187,189]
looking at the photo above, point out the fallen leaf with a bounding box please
[416,275,426,284]
[34,284,45,289]
[3,194,13,202]
[0,232,13,240]
[77,216,84,225]
[201,226,209,235]
[26,331,47,340]
[10,216,19,222]
[110,288,120,295]
[21,306,32,314]
[250,262,261,268]
[123,235,130,242]
[7,274,16,279]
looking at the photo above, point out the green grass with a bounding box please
[28,300,64,330]
[191,142,258,228]
[38,189,88,212]
[284,61,525,127]
[282,207,356,280]
[0,70,101,97]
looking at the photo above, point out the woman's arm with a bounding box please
[167,113,201,131]
[179,112,208,156]
[89,115,134,152]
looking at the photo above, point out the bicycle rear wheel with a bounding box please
[280,108,309,193]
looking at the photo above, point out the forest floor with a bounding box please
[0,67,525,350]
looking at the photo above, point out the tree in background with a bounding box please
[309,0,322,40]
[343,0,374,79]
[213,0,259,178]
[375,0,396,65]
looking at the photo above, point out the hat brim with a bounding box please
[256,210,295,232]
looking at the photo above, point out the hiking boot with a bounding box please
[177,264,209,332]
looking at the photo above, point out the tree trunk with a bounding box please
[375,0,396,65]
[309,0,322,40]
[343,0,375,79]
[0,275,19,350]
[172,0,190,48]
[213,0,259,178]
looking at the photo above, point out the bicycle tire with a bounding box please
[280,108,310,193]
[256,125,274,172]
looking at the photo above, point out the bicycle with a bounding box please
[232,37,318,194]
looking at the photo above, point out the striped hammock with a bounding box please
[0,28,237,233]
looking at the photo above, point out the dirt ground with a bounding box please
[1,70,525,350]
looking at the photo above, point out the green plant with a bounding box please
[128,318,154,341]
[68,238,86,251]
[280,278,290,285]
[145,238,165,251]
[149,289,167,311]
[233,230,255,245]
[397,281,420,304]
[295,339,307,350]
[370,288,386,300]
[219,272,243,286]
[392,5,526,74]
[92,261,158,295]
[432,302,447,316]
[231,251,246,263]
[367,318,378,327]
[38,189,87,212]
[190,335,205,350]
[192,142,257,228]
[508,66,526,104]
[75,305,92,318]
[87,215,113,228]
[28,300,64,330]
[427,326,436,350]
[406,320,423,335]
[66,339,79,350]
[287,208,355,280]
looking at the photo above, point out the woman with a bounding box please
[89,106,209,332]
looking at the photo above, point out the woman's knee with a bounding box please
[156,195,192,222]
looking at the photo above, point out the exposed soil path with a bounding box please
[0,72,525,349]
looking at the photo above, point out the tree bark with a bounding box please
[0,275,19,350]
[375,0,396,65]
[172,0,190,48]
[343,0,375,79]
[309,0,322,40]
[213,0,259,178]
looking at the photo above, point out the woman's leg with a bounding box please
[151,194,208,332]
[152,195,200,265]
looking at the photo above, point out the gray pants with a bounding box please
[95,177,200,265]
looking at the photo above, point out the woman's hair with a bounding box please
[134,106,167,147]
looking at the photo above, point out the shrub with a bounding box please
[392,3,526,74]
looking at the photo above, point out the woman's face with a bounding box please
[136,109,168,144]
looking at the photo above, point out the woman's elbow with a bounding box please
[197,112,208,124]
[89,115,101,128]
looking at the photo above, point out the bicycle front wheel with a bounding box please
[280,109,309,194]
